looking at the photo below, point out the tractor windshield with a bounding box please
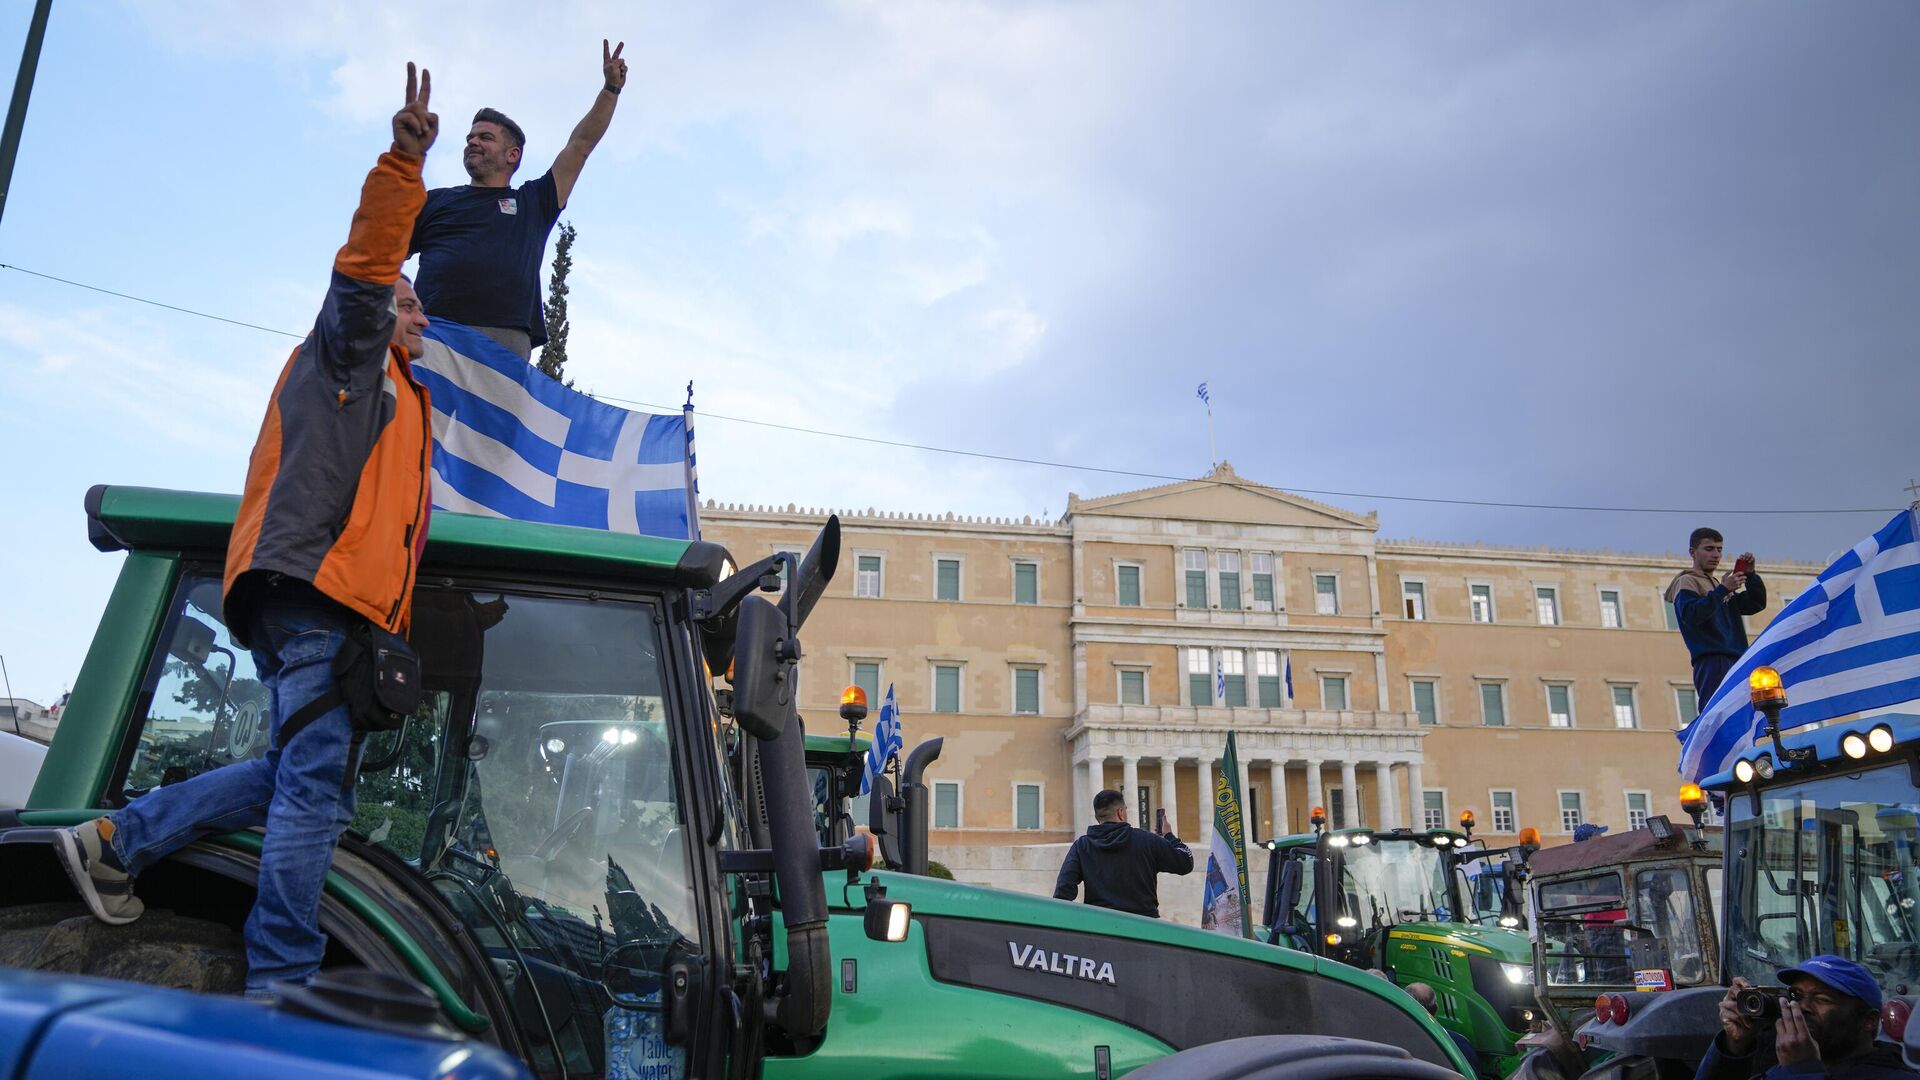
[1337,838,1454,929]
[1725,760,1920,995]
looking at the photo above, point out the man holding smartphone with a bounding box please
[1667,527,1768,705]
[1052,789,1193,918]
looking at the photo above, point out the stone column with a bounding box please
[1268,761,1289,837]
[1122,756,1141,823]
[1237,756,1253,842]
[1304,759,1324,823]
[1197,757,1214,839]
[1072,750,1088,834]
[1375,761,1399,830]
[1340,760,1359,828]
[1086,755,1105,826]
[1159,758,1178,833]
[1406,759,1426,831]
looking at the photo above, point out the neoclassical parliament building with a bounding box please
[701,463,1813,877]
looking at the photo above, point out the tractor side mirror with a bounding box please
[727,595,792,742]
[602,940,666,1011]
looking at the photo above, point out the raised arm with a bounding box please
[317,64,436,373]
[551,39,627,207]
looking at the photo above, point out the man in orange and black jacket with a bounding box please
[55,64,441,998]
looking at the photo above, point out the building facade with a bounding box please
[702,463,1813,899]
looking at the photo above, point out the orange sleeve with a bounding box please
[333,148,426,285]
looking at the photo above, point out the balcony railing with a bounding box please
[1076,703,1420,731]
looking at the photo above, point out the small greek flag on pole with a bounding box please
[1677,507,1920,784]
[1215,657,1228,704]
[861,684,903,796]
[412,322,697,539]
[1196,382,1210,406]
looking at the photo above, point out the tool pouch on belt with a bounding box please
[278,622,421,748]
[335,622,421,732]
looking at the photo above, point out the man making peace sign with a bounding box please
[57,64,441,999]
[410,39,629,360]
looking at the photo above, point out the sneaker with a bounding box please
[54,817,144,925]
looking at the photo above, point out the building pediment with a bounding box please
[1066,461,1376,531]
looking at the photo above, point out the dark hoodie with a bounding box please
[1052,820,1195,918]
[1695,1033,1919,1080]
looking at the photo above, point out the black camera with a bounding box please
[1735,986,1789,1023]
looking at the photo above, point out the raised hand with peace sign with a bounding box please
[392,61,439,158]
[603,39,628,92]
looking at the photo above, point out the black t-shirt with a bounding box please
[410,170,562,346]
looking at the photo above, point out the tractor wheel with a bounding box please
[0,901,248,994]
[1124,1034,1465,1080]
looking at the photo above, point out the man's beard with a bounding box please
[463,152,488,181]
[1806,1017,1867,1060]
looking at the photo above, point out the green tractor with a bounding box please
[1,485,1477,1079]
[1261,817,1538,1076]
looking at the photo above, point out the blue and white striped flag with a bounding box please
[412,322,698,539]
[1678,508,1920,783]
[1215,657,1227,704]
[1196,381,1210,406]
[860,684,903,796]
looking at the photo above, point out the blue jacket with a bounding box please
[1668,569,1768,663]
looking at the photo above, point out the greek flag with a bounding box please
[861,684,903,796]
[1678,509,1920,783]
[1215,657,1227,704]
[412,322,698,539]
[1196,382,1210,406]
[1283,652,1294,708]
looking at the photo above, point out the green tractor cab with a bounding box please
[1262,824,1536,1075]
[1,485,1477,1079]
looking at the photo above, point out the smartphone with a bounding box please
[1155,808,1170,834]
[1735,554,1754,575]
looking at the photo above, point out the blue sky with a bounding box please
[2,2,1916,702]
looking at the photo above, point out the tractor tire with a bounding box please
[1124,1035,1465,1080]
[0,901,248,994]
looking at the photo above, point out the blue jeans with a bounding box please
[109,585,362,991]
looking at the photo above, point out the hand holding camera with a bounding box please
[1719,978,1762,1055]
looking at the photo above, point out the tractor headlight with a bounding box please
[1499,915,1521,928]
[1843,733,1869,760]
[1870,725,1896,754]
[1502,962,1532,985]
[1753,754,1775,781]
[1734,758,1756,784]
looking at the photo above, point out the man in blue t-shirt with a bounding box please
[410,39,629,360]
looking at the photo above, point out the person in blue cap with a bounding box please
[1698,956,1916,1079]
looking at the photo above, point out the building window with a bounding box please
[852,661,881,704]
[1675,686,1699,726]
[1187,648,1213,706]
[1251,553,1276,612]
[1013,667,1041,715]
[933,664,962,713]
[1612,685,1639,729]
[1599,588,1624,629]
[1546,683,1573,728]
[933,781,962,828]
[1402,580,1427,621]
[1625,791,1650,830]
[1218,551,1243,611]
[1535,585,1560,626]
[1014,783,1043,830]
[1491,790,1517,834]
[1116,564,1142,607]
[1221,650,1248,707]
[1255,651,1283,707]
[1012,561,1038,605]
[1184,550,1209,609]
[1119,669,1147,705]
[855,555,883,598]
[1469,583,1495,623]
[1664,594,1679,631]
[1330,787,1358,829]
[1479,682,1507,727]
[1560,791,1586,833]
[1321,675,1349,712]
[935,557,962,602]
[1422,790,1446,831]
[1314,573,1339,615]
[1411,679,1438,725]
[775,549,802,591]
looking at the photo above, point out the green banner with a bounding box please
[1201,731,1252,937]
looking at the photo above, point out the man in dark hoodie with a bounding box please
[1696,956,1916,1080]
[1053,789,1194,918]
[1667,526,1768,705]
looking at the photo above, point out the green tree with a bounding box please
[537,221,576,387]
